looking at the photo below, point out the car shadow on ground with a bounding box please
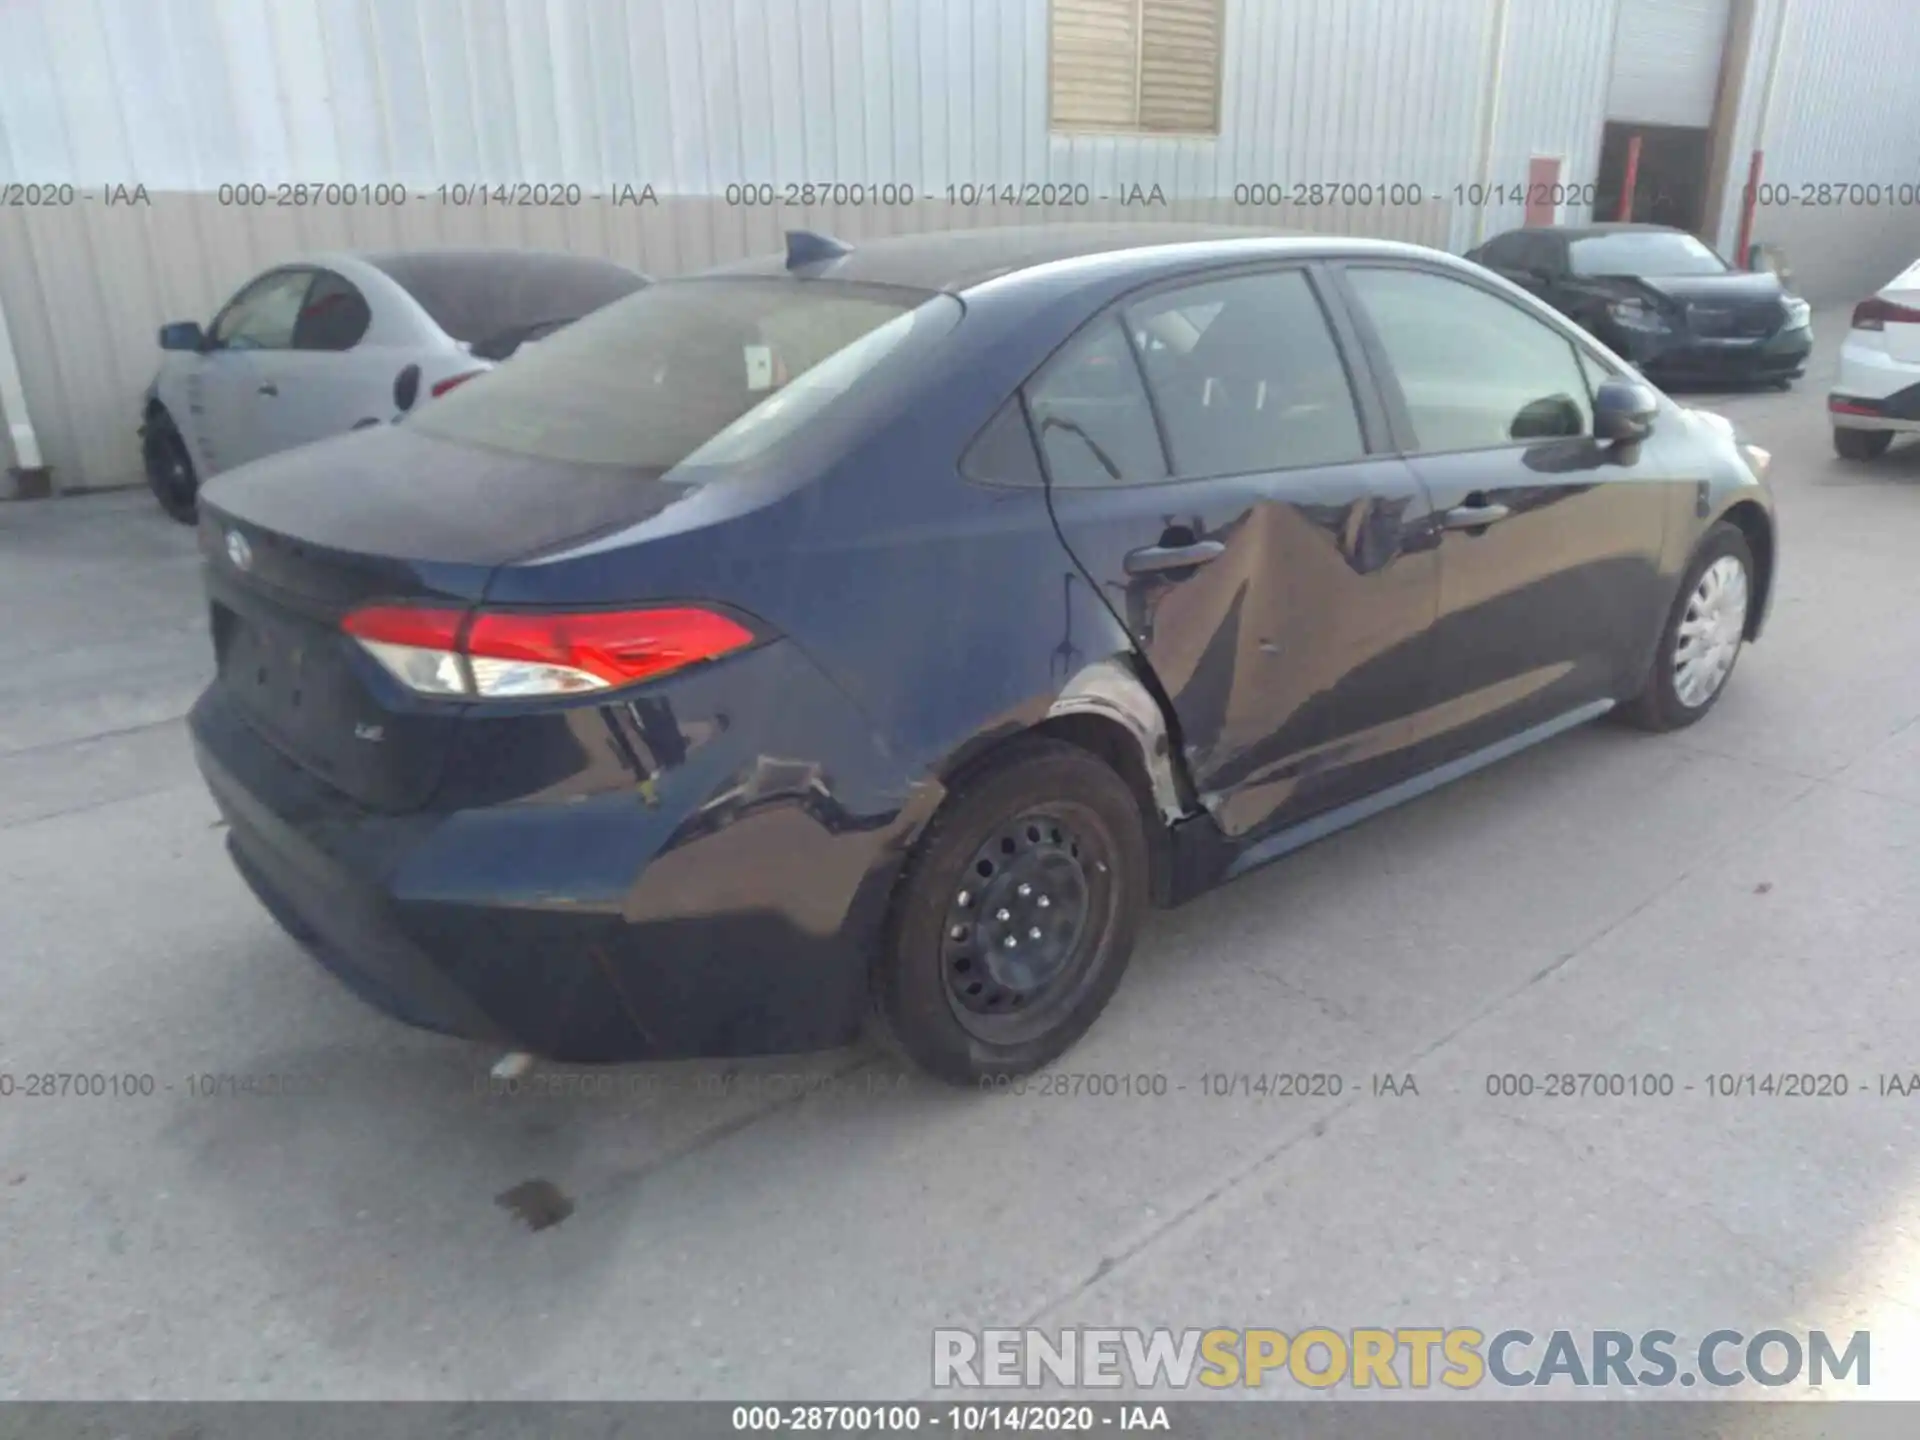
[143,706,1912,1396]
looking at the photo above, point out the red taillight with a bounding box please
[430,370,486,398]
[1829,397,1882,416]
[341,605,463,650]
[465,609,757,692]
[1851,296,1920,332]
[340,604,756,699]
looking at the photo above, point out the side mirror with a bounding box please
[1747,241,1793,287]
[158,321,206,352]
[1593,377,1660,444]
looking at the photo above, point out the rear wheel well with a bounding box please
[923,712,1178,910]
[1719,501,1774,638]
[1028,713,1173,905]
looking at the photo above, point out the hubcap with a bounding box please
[942,811,1097,1028]
[1673,555,1749,709]
[148,433,194,506]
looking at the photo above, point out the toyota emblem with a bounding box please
[225,529,253,571]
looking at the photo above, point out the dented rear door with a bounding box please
[1032,263,1442,842]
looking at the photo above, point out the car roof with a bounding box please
[350,246,641,273]
[295,245,637,268]
[700,223,1449,293]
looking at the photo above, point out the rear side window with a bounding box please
[1345,266,1593,453]
[1023,317,1168,488]
[368,251,646,350]
[293,270,371,351]
[961,398,1045,487]
[1125,269,1366,477]
[406,278,956,473]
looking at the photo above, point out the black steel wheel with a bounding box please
[873,738,1148,1086]
[941,806,1105,1041]
[143,407,199,524]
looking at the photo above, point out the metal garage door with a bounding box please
[1606,0,1735,128]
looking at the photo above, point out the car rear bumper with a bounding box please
[189,640,923,1064]
[1831,338,1920,429]
[1834,334,1920,404]
[1829,385,1920,432]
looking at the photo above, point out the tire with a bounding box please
[1622,522,1755,732]
[142,407,199,524]
[871,738,1149,1087]
[1833,427,1893,461]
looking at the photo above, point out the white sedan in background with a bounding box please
[140,249,648,521]
[1829,258,1920,461]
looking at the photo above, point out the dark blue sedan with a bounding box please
[189,224,1778,1085]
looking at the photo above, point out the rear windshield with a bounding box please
[367,251,647,348]
[407,278,959,473]
[1568,231,1728,278]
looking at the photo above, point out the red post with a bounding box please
[1735,149,1764,269]
[1616,133,1643,221]
[1524,156,1561,225]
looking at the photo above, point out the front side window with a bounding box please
[406,277,955,475]
[1023,317,1169,488]
[1125,269,1366,477]
[1577,347,1616,397]
[1345,267,1594,454]
[211,270,313,351]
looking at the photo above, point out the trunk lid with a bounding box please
[198,424,696,812]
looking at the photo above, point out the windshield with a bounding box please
[1568,231,1730,278]
[407,278,958,474]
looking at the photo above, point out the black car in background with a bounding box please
[1466,223,1813,387]
[188,225,1778,1086]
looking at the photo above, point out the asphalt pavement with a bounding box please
[3,307,1919,1401]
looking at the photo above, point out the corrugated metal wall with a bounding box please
[1708,0,1920,301]
[1605,0,1734,128]
[0,0,1488,490]
[1477,0,1622,242]
[0,0,1915,491]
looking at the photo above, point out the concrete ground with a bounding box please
[3,307,1919,1402]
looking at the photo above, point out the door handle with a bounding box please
[1124,540,1227,576]
[257,382,279,397]
[1442,498,1511,532]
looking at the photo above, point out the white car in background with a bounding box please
[139,249,648,522]
[1829,258,1920,461]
